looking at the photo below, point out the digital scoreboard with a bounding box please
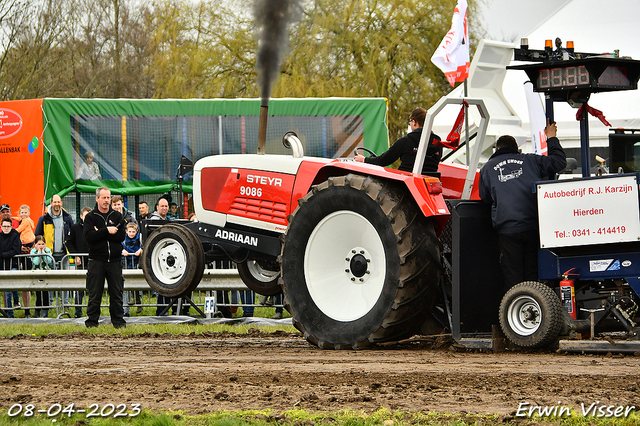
[537,63,630,90]
[509,41,640,177]
[508,57,640,95]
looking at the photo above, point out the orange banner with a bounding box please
[0,99,45,220]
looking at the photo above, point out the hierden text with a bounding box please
[537,175,640,248]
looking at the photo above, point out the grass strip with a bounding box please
[0,407,638,426]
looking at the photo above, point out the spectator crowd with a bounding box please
[0,194,279,322]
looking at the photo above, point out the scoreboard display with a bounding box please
[537,64,630,90]
[508,57,640,94]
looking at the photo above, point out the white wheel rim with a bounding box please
[150,237,188,285]
[507,295,542,336]
[246,260,279,282]
[304,210,386,321]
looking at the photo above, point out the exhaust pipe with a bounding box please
[258,97,269,155]
[283,131,304,158]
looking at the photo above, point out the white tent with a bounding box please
[435,0,640,168]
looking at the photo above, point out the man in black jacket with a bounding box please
[83,187,126,328]
[0,218,21,317]
[354,107,442,174]
[479,121,566,291]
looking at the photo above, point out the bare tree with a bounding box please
[0,0,63,99]
[280,0,484,141]
[0,0,484,129]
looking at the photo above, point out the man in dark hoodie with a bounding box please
[83,187,126,328]
[111,195,137,227]
[1,218,21,317]
[354,107,442,174]
[479,120,566,292]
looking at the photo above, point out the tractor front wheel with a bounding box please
[142,224,205,298]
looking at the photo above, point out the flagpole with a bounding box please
[430,0,469,165]
[464,78,469,166]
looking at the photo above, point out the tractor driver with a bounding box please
[354,107,442,174]
[479,120,566,292]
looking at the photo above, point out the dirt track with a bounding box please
[1,331,639,418]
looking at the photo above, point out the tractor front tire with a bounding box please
[280,174,442,349]
[499,281,564,348]
[142,224,205,298]
[237,259,281,296]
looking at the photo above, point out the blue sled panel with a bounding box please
[539,247,640,296]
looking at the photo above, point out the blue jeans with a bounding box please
[240,291,254,316]
[74,291,84,317]
[123,291,142,315]
[122,257,140,315]
[3,291,19,318]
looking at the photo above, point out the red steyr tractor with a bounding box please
[143,44,640,353]
[141,99,485,349]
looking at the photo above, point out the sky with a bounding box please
[466,0,640,148]
[477,0,573,42]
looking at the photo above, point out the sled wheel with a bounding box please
[499,281,564,348]
[280,174,442,349]
[237,259,282,296]
[142,224,205,298]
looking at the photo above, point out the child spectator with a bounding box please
[77,151,101,180]
[168,202,179,220]
[122,222,142,316]
[31,235,53,318]
[122,222,142,269]
[15,204,35,317]
[15,204,35,252]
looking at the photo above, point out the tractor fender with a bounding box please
[291,159,450,232]
[438,162,481,200]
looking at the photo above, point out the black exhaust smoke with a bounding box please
[253,0,302,154]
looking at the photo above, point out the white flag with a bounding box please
[431,0,469,87]
[524,81,548,155]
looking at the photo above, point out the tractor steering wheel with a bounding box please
[354,147,377,158]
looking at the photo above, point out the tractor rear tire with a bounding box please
[237,259,281,296]
[142,224,205,298]
[280,174,442,349]
[499,281,564,348]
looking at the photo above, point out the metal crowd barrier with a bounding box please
[0,267,249,319]
[0,268,246,291]
[2,252,283,319]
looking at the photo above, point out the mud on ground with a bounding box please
[1,331,639,418]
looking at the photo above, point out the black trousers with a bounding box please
[85,260,125,327]
[497,229,540,293]
[34,291,49,317]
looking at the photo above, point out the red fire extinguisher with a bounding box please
[559,268,578,319]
